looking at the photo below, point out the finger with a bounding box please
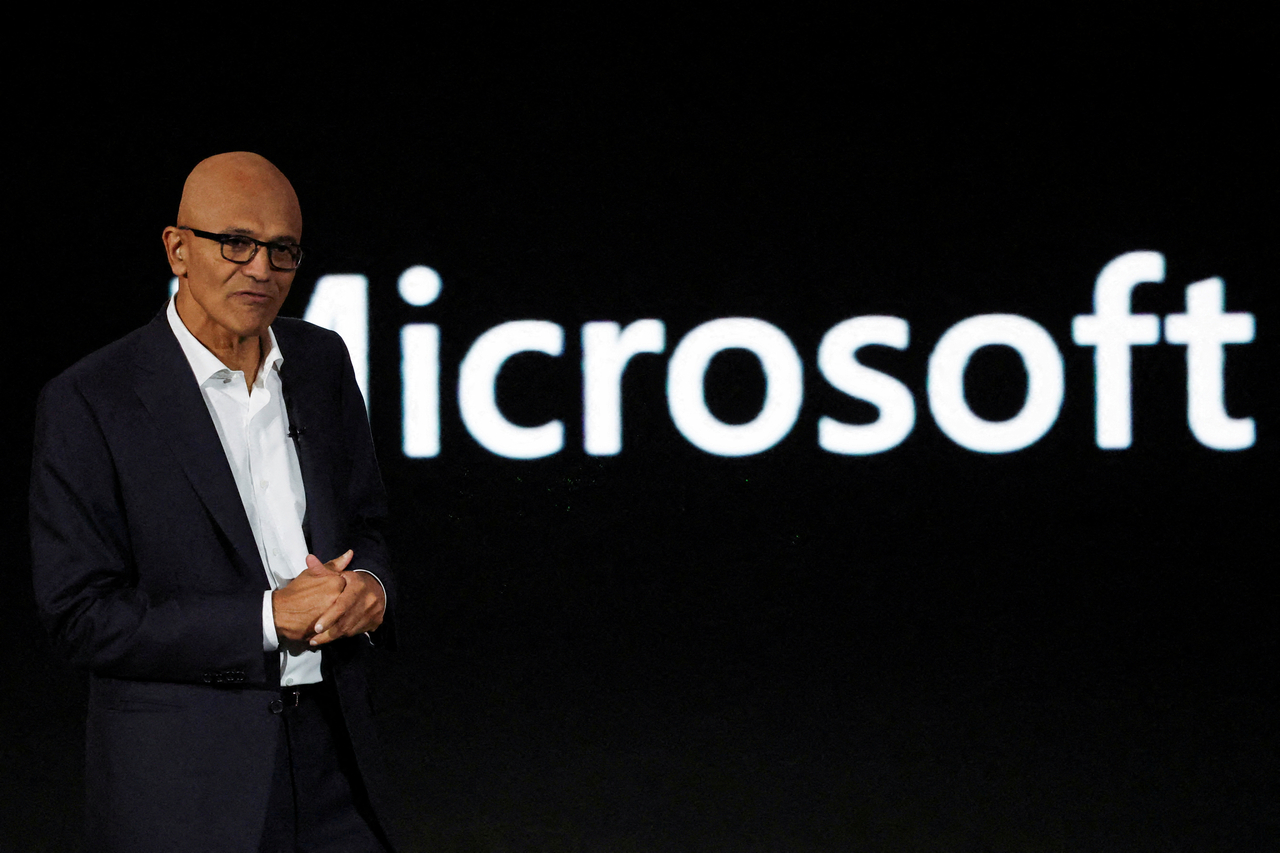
[325,549,354,573]
[273,573,345,641]
[310,579,359,645]
[304,553,327,575]
[311,573,384,643]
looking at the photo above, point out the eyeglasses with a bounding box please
[178,226,304,271]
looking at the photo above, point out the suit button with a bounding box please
[202,672,214,684]
[269,699,284,714]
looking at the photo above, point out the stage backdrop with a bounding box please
[11,24,1275,851]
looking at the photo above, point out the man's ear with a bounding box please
[162,226,187,278]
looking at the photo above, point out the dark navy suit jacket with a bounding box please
[30,309,397,852]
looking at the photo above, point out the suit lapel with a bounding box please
[275,326,341,563]
[130,312,267,587]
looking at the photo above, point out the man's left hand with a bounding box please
[308,557,386,646]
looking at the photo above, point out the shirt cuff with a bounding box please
[262,590,279,652]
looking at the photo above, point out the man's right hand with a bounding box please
[271,550,353,642]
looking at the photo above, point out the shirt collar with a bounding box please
[166,296,284,385]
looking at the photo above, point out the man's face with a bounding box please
[165,156,303,346]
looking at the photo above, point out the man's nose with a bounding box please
[241,246,273,280]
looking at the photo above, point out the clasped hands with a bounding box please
[271,550,385,647]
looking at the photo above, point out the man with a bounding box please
[30,152,398,852]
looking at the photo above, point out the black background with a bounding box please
[8,15,1276,851]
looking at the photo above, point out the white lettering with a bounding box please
[1164,277,1255,450]
[458,321,565,459]
[817,316,915,454]
[401,324,440,457]
[1071,252,1164,448]
[928,314,1064,453]
[582,320,666,456]
[398,265,442,307]
[304,274,370,409]
[159,250,1260,460]
[667,318,803,457]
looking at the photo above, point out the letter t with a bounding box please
[1164,277,1255,450]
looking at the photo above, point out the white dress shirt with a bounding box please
[166,297,322,685]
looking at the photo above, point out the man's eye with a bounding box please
[222,237,254,250]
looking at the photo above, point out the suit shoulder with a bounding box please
[272,317,352,365]
[273,316,345,348]
[39,324,153,403]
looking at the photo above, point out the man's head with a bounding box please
[163,152,302,349]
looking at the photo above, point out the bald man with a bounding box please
[31,153,398,852]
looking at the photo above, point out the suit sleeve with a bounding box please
[29,376,268,685]
[335,341,398,650]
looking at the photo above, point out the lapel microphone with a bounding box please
[279,363,307,443]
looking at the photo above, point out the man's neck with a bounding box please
[225,336,264,391]
[198,330,264,390]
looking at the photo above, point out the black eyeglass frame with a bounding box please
[178,226,304,271]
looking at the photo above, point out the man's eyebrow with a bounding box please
[224,226,300,244]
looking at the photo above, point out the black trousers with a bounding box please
[257,681,391,853]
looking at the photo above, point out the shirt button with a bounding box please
[284,677,295,686]
[260,480,269,490]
